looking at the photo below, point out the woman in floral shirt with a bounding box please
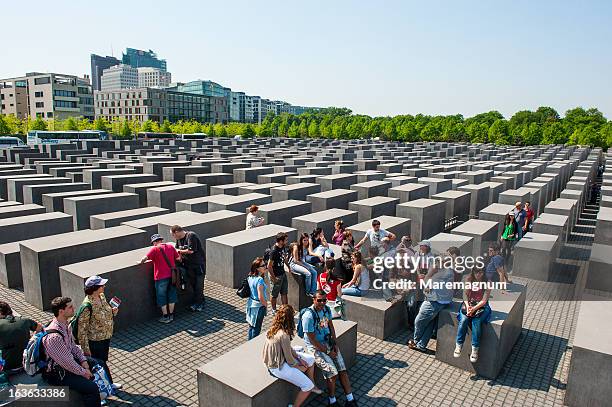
[76,275,122,391]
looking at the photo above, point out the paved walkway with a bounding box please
[1,197,601,406]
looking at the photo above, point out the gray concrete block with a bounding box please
[0,212,73,245]
[0,204,46,220]
[306,189,358,211]
[479,181,505,205]
[123,181,179,207]
[8,177,70,202]
[207,193,272,213]
[458,184,490,217]
[348,196,400,223]
[101,173,159,193]
[478,203,515,237]
[271,183,321,202]
[512,233,561,281]
[532,213,569,242]
[185,173,234,187]
[431,190,471,221]
[418,177,452,195]
[90,207,170,229]
[315,174,358,192]
[291,208,358,238]
[354,170,385,183]
[257,172,297,184]
[451,219,499,258]
[428,232,474,257]
[64,192,140,230]
[396,199,446,242]
[436,284,526,379]
[157,210,247,245]
[257,200,312,227]
[388,183,430,203]
[594,207,612,245]
[0,242,21,288]
[20,226,148,310]
[210,182,255,196]
[42,189,112,213]
[206,224,297,288]
[83,168,137,189]
[23,182,90,205]
[233,166,274,183]
[343,292,407,339]
[584,244,612,293]
[147,183,208,211]
[384,176,418,188]
[162,166,210,183]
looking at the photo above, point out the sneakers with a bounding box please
[470,346,479,362]
[454,343,463,358]
[158,315,171,324]
[311,386,323,395]
[407,339,426,352]
[168,314,174,322]
[111,383,123,391]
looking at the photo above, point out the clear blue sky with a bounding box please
[3,0,611,119]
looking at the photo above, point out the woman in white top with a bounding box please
[342,251,369,297]
[246,204,265,230]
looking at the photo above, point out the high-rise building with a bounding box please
[100,64,138,91]
[0,72,94,120]
[122,48,167,71]
[137,67,172,88]
[90,54,120,91]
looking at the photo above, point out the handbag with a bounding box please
[159,245,179,287]
[236,277,252,299]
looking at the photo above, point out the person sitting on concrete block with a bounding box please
[408,247,457,352]
[246,204,265,230]
[0,301,42,373]
[268,232,290,316]
[310,227,335,260]
[454,265,492,363]
[170,225,206,312]
[263,304,323,407]
[354,219,397,257]
[331,220,347,246]
[289,237,318,296]
[300,291,358,407]
[317,259,345,319]
[140,234,181,324]
[342,252,369,297]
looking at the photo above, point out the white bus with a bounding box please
[0,136,25,147]
[178,133,208,141]
[27,130,108,145]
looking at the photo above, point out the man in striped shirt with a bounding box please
[42,297,101,407]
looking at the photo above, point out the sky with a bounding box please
[2,0,612,119]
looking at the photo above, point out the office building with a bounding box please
[94,88,228,124]
[137,67,172,88]
[100,64,138,91]
[0,72,94,120]
[122,48,167,71]
[177,80,231,98]
[90,54,121,91]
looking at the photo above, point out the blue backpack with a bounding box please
[297,306,331,339]
[23,329,63,376]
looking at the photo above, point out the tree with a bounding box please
[30,116,47,131]
[600,122,612,149]
[0,116,10,135]
[64,117,78,131]
[308,120,319,138]
[160,120,172,133]
[287,122,299,138]
[120,120,132,138]
[488,119,511,145]
[141,120,154,132]
[541,122,568,145]
[243,124,256,138]
[93,117,109,132]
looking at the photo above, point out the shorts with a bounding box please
[306,346,347,379]
[155,277,178,307]
[269,351,315,392]
[270,273,288,298]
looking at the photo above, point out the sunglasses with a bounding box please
[316,298,328,303]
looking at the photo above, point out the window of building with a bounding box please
[78,87,89,94]
[53,90,76,97]
[35,102,44,108]
[54,100,77,108]
[35,91,44,97]
[46,112,53,118]
[34,77,51,85]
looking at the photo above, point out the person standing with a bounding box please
[512,202,527,240]
[75,276,121,391]
[140,234,181,323]
[524,201,535,232]
[246,257,268,340]
[42,297,101,407]
[268,232,289,315]
[246,205,265,230]
[500,213,518,261]
[0,301,41,372]
[171,225,206,312]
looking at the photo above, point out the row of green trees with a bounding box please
[1,106,610,147]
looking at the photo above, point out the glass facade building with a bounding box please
[122,48,167,71]
[90,54,120,91]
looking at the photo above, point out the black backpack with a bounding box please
[236,277,251,299]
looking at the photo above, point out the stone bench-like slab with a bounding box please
[306,189,358,211]
[565,298,612,407]
[123,181,179,207]
[42,188,112,212]
[0,212,73,245]
[436,283,526,379]
[396,198,446,243]
[238,183,285,195]
[512,233,561,281]
[233,166,274,183]
[83,168,137,189]
[23,182,90,205]
[101,173,159,192]
[271,183,321,202]
[451,219,499,258]
[210,182,255,196]
[315,174,358,191]
[90,206,170,229]
[64,192,140,230]
[20,226,148,310]
[478,203,515,237]
[206,224,297,288]
[0,204,46,220]
[147,183,208,211]
[8,177,70,203]
[122,210,204,236]
[291,208,358,238]
[343,291,407,339]
[0,173,52,199]
[532,213,569,242]
[157,210,246,244]
[207,193,272,213]
[257,200,312,227]
[348,215,411,255]
[585,244,612,293]
[197,319,357,407]
[185,173,234,187]
[348,196,399,223]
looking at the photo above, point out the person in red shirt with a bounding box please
[140,234,181,324]
[317,259,345,319]
[524,201,535,232]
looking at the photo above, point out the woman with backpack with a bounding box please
[262,304,322,407]
[246,257,268,340]
[73,275,122,392]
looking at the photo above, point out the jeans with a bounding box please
[248,306,266,340]
[44,360,102,407]
[89,339,113,382]
[314,245,334,258]
[456,305,491,348]
[342,285,362,296]
[186,264,205,306]
[155,277,178,308]
[290,261,317,294]
[413,300,449,349]
[406,292,423,331]
[304,254,321,266]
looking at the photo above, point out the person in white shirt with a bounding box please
[354,219,396,256]
[246,205,265,230]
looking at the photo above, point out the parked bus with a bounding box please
[0,136,25,147]
[136,132,175,140]
[26,130,108,145]
[178,133,208,140]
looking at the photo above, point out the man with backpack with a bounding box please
[267,232,289,315]
[140,234,181,323]
[300,290,357,407]
[171,225,206,312]
[41,297,101,407]
[0,301,41,372]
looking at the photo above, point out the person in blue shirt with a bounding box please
[302,291,358,407]
[246,257,268,340]
[512,202,527,240]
